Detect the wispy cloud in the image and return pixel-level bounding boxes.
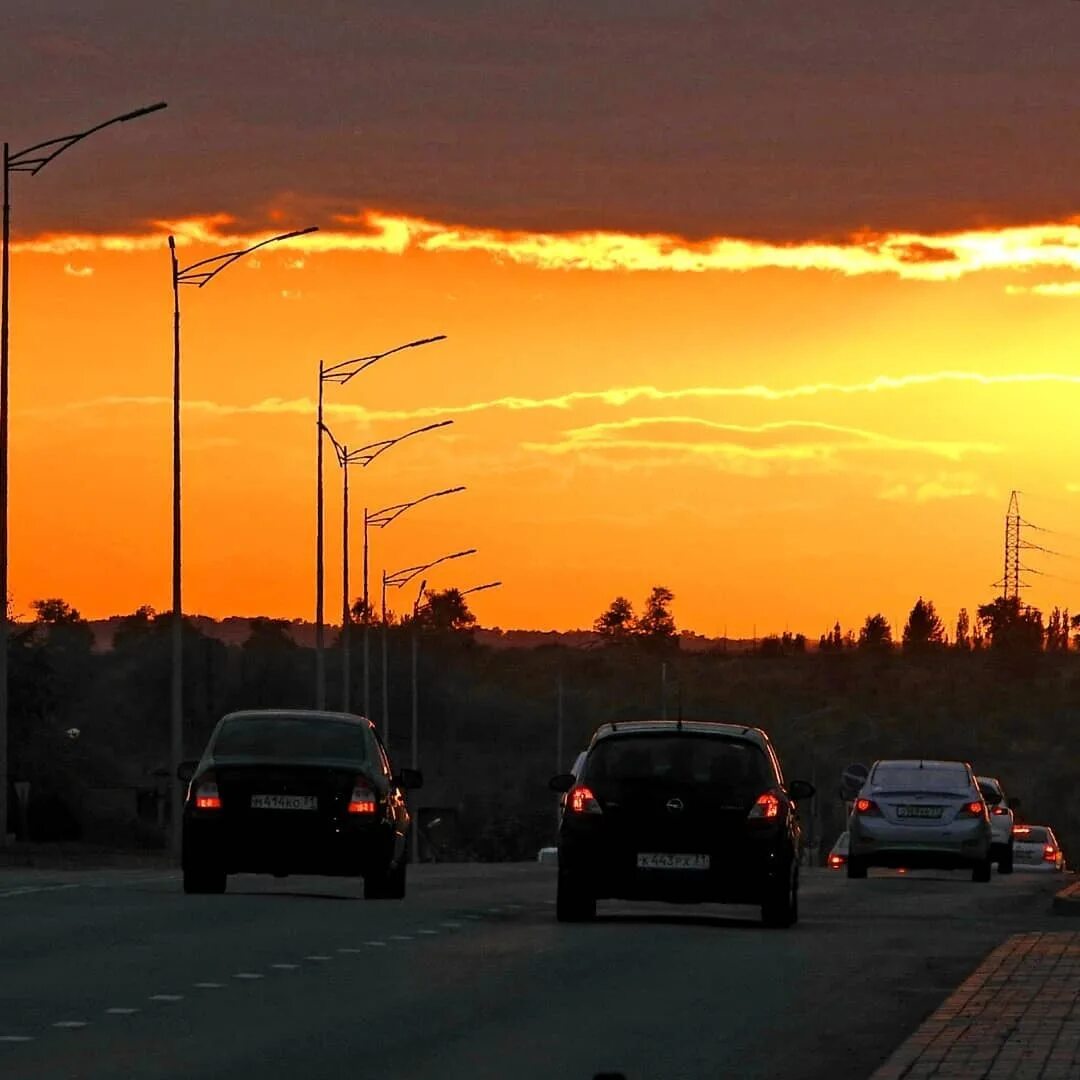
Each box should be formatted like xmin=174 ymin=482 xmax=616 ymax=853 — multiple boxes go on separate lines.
xmin=24 ymin=369 xmax=1080 ymax=426
xmin=13 ymin=210 xmax=1080 ymax=285
xmin=1006 ymin=281 xmax=1080 ymax=298
xmin=63 ymin=264 xmax=93 ymax=278
xmin=524 ymin=416 xmax=998 ymax=464
xmin=878 ymin=474 xmax=999 ymax=503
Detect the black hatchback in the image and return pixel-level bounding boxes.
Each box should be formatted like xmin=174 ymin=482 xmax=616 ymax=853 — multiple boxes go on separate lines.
xmin=179 ymin=709 xmax=421 ymax=898
xmin=550 ymin=720 xmax=814 ymax=926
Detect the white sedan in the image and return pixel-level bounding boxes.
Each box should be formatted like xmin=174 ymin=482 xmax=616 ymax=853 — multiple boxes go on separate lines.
xmin=1012 ymin=824 xmax=1067 ymax=872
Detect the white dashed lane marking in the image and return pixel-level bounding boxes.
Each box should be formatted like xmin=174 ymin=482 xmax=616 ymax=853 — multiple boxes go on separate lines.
xmin=233 ymin=973 xmax=263 ymax=980
xmin=441 ymin=921 xmax=463 ymax=928
xmin=105 ymin=1008 xmax=139 ymax=1016
xmin=0 ymin=1035 xmax=34 ymax=1043
xmin=194 ymin=982 xmax=223 ymax=989
xmin=149 ymin=994 xmax=184 ymax=1002
xmin=336 ymin=948 xmax=365 ymax=954
xmin=272 ymin=963 xmax=300 ymax=969
xmin=304 ymin=955 xmax=332 ymax=961
xmin=52 ymin=1021 xmax=88 ymax=1029
xmin=418 ymin=929 xmax=439 ymax=935
xmin=364 ymin=940 xmax=386 ymax=947
xmin=389 ymin=935 xmax=413 ymax=941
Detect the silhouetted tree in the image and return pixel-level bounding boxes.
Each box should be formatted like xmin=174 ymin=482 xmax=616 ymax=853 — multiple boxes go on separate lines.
xmin=954 ymin=608 xmax=971 ymax=651
xmin=594 ymin=596 xmax=635 ymax=638
xmin=902 ymin=597 xmax=945 ymax=653
xmin=1046 ymin=607 xmax=1070 ymax=653
xmin=977 ymin=596 xmax=1044 ymax=665
xmin=637 ymin=586 xmax=677 ymax=646
xmin=413 ymin=588 xmax=476 ymax=633
xmin=858 ymin=613 xmax=892 ymax=651
xmin=350 ymin=597 xmax=377 ymax=626
xmin=244 ymin=617 xmax=297 ymax=651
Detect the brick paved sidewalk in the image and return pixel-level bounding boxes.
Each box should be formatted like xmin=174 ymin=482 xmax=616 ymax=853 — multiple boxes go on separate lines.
xmin=870 ymin=931 xmax=1080 ymax=1079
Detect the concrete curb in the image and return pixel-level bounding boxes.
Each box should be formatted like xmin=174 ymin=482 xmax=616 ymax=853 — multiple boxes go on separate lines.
xmin=1052 ymin=877 xmax=1080 ymax=915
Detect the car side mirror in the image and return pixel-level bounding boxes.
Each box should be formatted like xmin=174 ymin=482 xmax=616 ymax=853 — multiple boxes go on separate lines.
xmin=549 ymin=773 xmax=576 ymax=793
xmin=396 ymin=768 xmax=423 ymax=791
xmin=177 ymin=760 xmax=198 ymax=783
xmin=789 ymin=779 xmax=816 ymax=801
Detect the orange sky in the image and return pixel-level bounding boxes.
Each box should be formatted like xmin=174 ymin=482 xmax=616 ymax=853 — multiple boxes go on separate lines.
xmin=9 ymin=212 xmax=1080 ymax=636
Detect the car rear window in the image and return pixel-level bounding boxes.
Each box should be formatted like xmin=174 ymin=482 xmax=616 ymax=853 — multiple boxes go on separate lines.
xmin=872 ymin=763 xmax=970 ymax=792
xmin=584 ymin=734 xmax=771 ymax=790
xmin=1015 ymin=826 xmax=1047 ymax=843
xmin=213 ymin=715 xmax=373 ymax=763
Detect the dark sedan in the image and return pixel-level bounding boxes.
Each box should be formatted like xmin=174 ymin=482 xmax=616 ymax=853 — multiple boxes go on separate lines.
xmin=179 ymin=709 xmax=421 ymax=898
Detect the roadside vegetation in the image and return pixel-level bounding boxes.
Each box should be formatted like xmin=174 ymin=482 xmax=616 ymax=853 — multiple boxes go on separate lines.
xmin=7 ymin=588 xmax=1080 ymax=865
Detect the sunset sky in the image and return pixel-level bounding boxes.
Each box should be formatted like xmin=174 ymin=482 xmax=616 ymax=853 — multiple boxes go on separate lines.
xmin=4 ymin=1 xmax=1080 ymax=637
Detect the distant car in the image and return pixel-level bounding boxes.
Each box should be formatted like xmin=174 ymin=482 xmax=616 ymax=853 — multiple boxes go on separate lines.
xmin=179 ymin=709 xmax=421 ymax=897
xmin=976 ymin=775 xmax=1015 ymax=873
xmin=550 ymin=720 xmax=815 ymax=927
xmin=1012 ymin=824 xmax=1067 ymax=872
xmin=827 ymin=831 xmax=849 ymax=870
xmin=847 ymin=759 xmax=992 ymax=882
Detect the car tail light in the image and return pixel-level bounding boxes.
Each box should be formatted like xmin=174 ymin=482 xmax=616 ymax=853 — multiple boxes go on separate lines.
xmin=828 ymin=853 xmax=844 ymax=869
xmin=957 ymin=801 xmax=985 ymax=818
xmin=748 ymin=791 xmax=782 ymax=821
xmin=191 ymin=772 xmax=221 ymax=811
xmin=566 ymin=785 xmax=602 ymax=816
xmin=347 ymin=777 xmax=378 ymax=815
xmin=853 ymin=798 xmax=881 ymax=817
xmin=991 ymin=806 xmax=1010 ymax=816
xmin=1044 ymin=845 xmax=1058 ymax=862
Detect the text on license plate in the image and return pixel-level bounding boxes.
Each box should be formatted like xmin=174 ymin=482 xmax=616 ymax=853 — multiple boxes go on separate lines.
xmin=637 ymin=853 xmax=710 ymax=870
xmin=896 ymin=805 xmax=943 ymax=819
xmin=250 ymin=794 xmax=317 ymax=811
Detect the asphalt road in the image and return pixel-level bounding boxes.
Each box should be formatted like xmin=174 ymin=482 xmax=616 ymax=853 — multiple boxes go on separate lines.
xmin=0 ymin=862 xmax=1066 ymax=1080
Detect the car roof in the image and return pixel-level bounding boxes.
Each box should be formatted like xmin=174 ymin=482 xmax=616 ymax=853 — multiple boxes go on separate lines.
xmin=588 ymin=720 xmax=771 ymax=749
xmin=975 ymin=775 xmax=1003 ymax=787
xmin=872 ymin=759 xmax=969 ymax=772
xmin=220 ymin=708 xmax=374 ymax=729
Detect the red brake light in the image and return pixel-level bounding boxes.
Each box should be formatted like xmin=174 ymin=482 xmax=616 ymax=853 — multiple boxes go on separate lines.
xmin=347 ymin=777 xmax=378 ymax=815
xmin=992 ymin=806 xmax=1010 ymax=816
xmin=567 ymin=785 xmax=602 ymax=816
xmin=190 ymin=771 xmax=221 ymax=811
xmin=828 ymin=854 xmax=844 ymax=868
xmin=958 ymin=801 xmax=985 ymax=818
xmin=748 ymin=792 xmax=781 ymax=820
xmin=1044 ymin=845 xmax=1058 ymax=861
xmin=1013 ymin=825 xmax=1031 ymax=836
xmin=853 ymin=798 xmax=881 ymax=817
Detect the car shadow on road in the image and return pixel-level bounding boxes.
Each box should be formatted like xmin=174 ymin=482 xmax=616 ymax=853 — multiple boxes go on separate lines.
xmin=592 ymin=910 xmax=764 ymax=931
xmin=225 ymin=888 xmax=359 ymax=902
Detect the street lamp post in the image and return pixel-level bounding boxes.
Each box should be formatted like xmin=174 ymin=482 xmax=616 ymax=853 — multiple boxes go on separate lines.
xmin=0 ymin=101 xmax=167 ymax=845
xmin=314 ymin=336 xmax=446 ymax=711
xmin=322 ymin=418 xmax=460 ymax=714
xmin=409 ymin=579 xmax=501 ymax=860
xmin=169 ymin=224 xmax=316 ymax=855
xmin=381 ymin=549 xmax=476 ymax=749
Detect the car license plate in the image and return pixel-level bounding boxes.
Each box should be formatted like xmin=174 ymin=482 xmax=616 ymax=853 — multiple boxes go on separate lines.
xmin=250 ymin=794 xmax=317 ymax=811
xmin=637 ymin=853 xmax=709 ymax=870
xmin=896 ymin=805 xmax=943 ymax=819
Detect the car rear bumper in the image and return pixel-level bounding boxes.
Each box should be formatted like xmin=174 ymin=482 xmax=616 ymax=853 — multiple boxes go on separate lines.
xmin=849 ymin=818 xmax=990 ymax=867
xmin=183 ymin=814 xmax=397 ymax=876
xmin=558 ymin=835 xmax=791 ymax=904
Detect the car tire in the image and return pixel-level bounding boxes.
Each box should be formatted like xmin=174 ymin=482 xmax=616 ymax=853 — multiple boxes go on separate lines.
xmin=972 ymin=857 xmax=993 ymax=883
xmin=556 ymin=870 xmax=596 ymax=922
xmin=364 ymin=859 xmax=406 ymax=900
xmin=847 ymin=857 xmax=868 ymax=880
xmin=183 ymin=863 xmax=226 ymax=895
xmin=998 ymin=845 xmax=1014 ymax=875
xmin=762 ymin=864 xmax=798 ymax=928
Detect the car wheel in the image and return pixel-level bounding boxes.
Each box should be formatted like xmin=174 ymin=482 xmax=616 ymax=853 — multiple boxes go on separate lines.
xmin=556 ymin=869 xmax=596 ymax=922
xmin=183 ymin=863 xmax=226 ymax=895
xmin=846 ymin=856 xmax=868 ymax=880
xmin=972 ymin=856 xmax=993 ymax=883
xmin=998 ymin=844 xmax=1014 ymax=875
xmin=762 ymin=864 xmax=798 ymax=928
xmin=364 ymin=859 xmax=406 ymax=900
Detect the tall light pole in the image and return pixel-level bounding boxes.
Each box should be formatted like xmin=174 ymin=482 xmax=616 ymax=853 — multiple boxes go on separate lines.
xmin=322 ymin=418 xmax=459 ymax=713
xmin=409 ymin=579 xmax=501 ymax=860
xmin=169 ymin=224 xmax=316 ymax=854
xmin=314 ymin=336 xmax=446 ymax=711
xmin=0 ymin=101 xmax=167 ymax=845
xmin=381 ymin=549 xmax=476 ymax=746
